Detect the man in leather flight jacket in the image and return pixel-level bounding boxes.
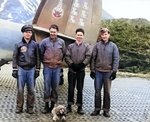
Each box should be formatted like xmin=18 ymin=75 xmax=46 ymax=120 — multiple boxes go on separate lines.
xmin=65 ymin=28 xmax=91 ymax=114
xmin=40 ymin=24 xmax=66 ymax=114
xmin=90 ymin=28 xmax=119 ymax=117
xmin=12 ymin=25 xmax=40 ymax=114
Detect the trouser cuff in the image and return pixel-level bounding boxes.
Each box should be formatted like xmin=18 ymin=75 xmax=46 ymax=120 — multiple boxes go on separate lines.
xmin=76 ymin=103 xmax=82 ymax=107
xmin=67 ymin=101 xmax=74 ymax=105
xmin=44 ymin=98 xmax=50 ymax=102
xmin=50 ymin=97 xmax=57 ymax=102
xmin=95 ymin=108 xmax=101 ymax=111
xmin=103 ymin=108 xmax=110 ymax=112
xmin=16 ymin=106 xmax=23 ymax=110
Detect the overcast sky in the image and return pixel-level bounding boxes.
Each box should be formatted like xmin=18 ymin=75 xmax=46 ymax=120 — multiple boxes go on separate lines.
xmin=102 ymin=0 xmax=150 ymax=21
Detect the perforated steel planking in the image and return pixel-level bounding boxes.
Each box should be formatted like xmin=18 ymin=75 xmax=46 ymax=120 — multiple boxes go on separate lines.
xmin=0 ymin=62 xmax=150 ymax=122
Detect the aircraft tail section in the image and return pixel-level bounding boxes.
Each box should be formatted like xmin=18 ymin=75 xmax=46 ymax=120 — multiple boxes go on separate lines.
xmin=32 ymin=0 xmax=102 ymax=44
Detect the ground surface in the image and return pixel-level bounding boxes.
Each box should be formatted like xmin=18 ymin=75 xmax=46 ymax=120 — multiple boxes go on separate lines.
xmin=0 ymin=63 xmax=150 ymax=122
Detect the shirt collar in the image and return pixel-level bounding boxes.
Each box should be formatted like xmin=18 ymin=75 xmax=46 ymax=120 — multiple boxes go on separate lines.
xmin=101 ymin=39 xmax=110 ymax=44
xmin=49 ymin=37 xmax=58 ymax=42
xmin=75 ymin=41 xmax=83 ymax=46
xmin=22 ymin=37 xmax=32 ymax=43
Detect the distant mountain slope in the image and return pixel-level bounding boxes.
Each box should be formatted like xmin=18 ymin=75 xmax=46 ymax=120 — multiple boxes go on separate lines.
xmin=0 ymin=0 xmax=113 ymax=24
xmin=0 ymin=0 xmax=41 ymax=24
xmin=102 ymin=9 xmax=114 ymax=20
xmin=123 ymin=18 xmax=150 ymax=26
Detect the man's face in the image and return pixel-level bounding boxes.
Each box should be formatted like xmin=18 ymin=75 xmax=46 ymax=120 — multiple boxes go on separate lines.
xmin=23 ymin=31 xmax=32 ymax=39
xmin=101 ymin=32 xmax=110 ymax=42
xmin=76 ymin=32 xmax=84 ymax=42
xmin=49 ymin=28 xmax=58 ymax=39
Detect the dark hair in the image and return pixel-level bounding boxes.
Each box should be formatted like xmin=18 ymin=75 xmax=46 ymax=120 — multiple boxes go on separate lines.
xmin=49 ymin=24 xmax=59 ymax=31
xmin=75 ymin=28 xmax=84 ymax=34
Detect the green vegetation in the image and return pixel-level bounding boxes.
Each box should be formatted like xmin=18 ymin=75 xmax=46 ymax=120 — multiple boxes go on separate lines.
xmin=100 ymin=18 xmax=150 ymax=73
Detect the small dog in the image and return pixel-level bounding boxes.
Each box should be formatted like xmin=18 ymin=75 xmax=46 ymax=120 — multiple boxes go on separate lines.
xmin=52 ymin=104 xmax=66 ymax=122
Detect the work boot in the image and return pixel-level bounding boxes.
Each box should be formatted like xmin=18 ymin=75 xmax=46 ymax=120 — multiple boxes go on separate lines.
xmin=15 ymin=108 xmax=22 ymax=113
xmin=103 ymin=111 xmax=110 ymax=117
xmin=42 ymin=102 xmax=49 ymax=114
xmin=90 ymin=110 xmax=100 ymax=116
xmin=49 ymin=101 xmax=55 ymax=113
xmin=66 ymin=105 xmax=72 ymax=113
xmin=77 ymin=106 xmax=84 ymax=114
xmin=27 ymin=108 xmax=34 ymax=114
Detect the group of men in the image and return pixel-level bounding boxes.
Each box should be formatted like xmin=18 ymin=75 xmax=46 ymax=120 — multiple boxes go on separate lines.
xmin=12 ymin=24 xmax=119 ymax=117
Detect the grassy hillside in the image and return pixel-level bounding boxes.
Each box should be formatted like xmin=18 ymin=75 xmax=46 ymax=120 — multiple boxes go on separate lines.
xmin=100 ymin=18 xmax=150 ymax=73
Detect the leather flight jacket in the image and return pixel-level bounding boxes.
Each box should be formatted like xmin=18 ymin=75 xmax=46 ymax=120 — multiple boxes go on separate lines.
xmin=13 ymin=38 xmax=40 ymax=70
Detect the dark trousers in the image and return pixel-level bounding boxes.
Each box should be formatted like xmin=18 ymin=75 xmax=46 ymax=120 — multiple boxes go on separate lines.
xmin=67 ymin=71 xmax=85 ymax=106
xmin=94 ymin=70 xmax=111 ymax=112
